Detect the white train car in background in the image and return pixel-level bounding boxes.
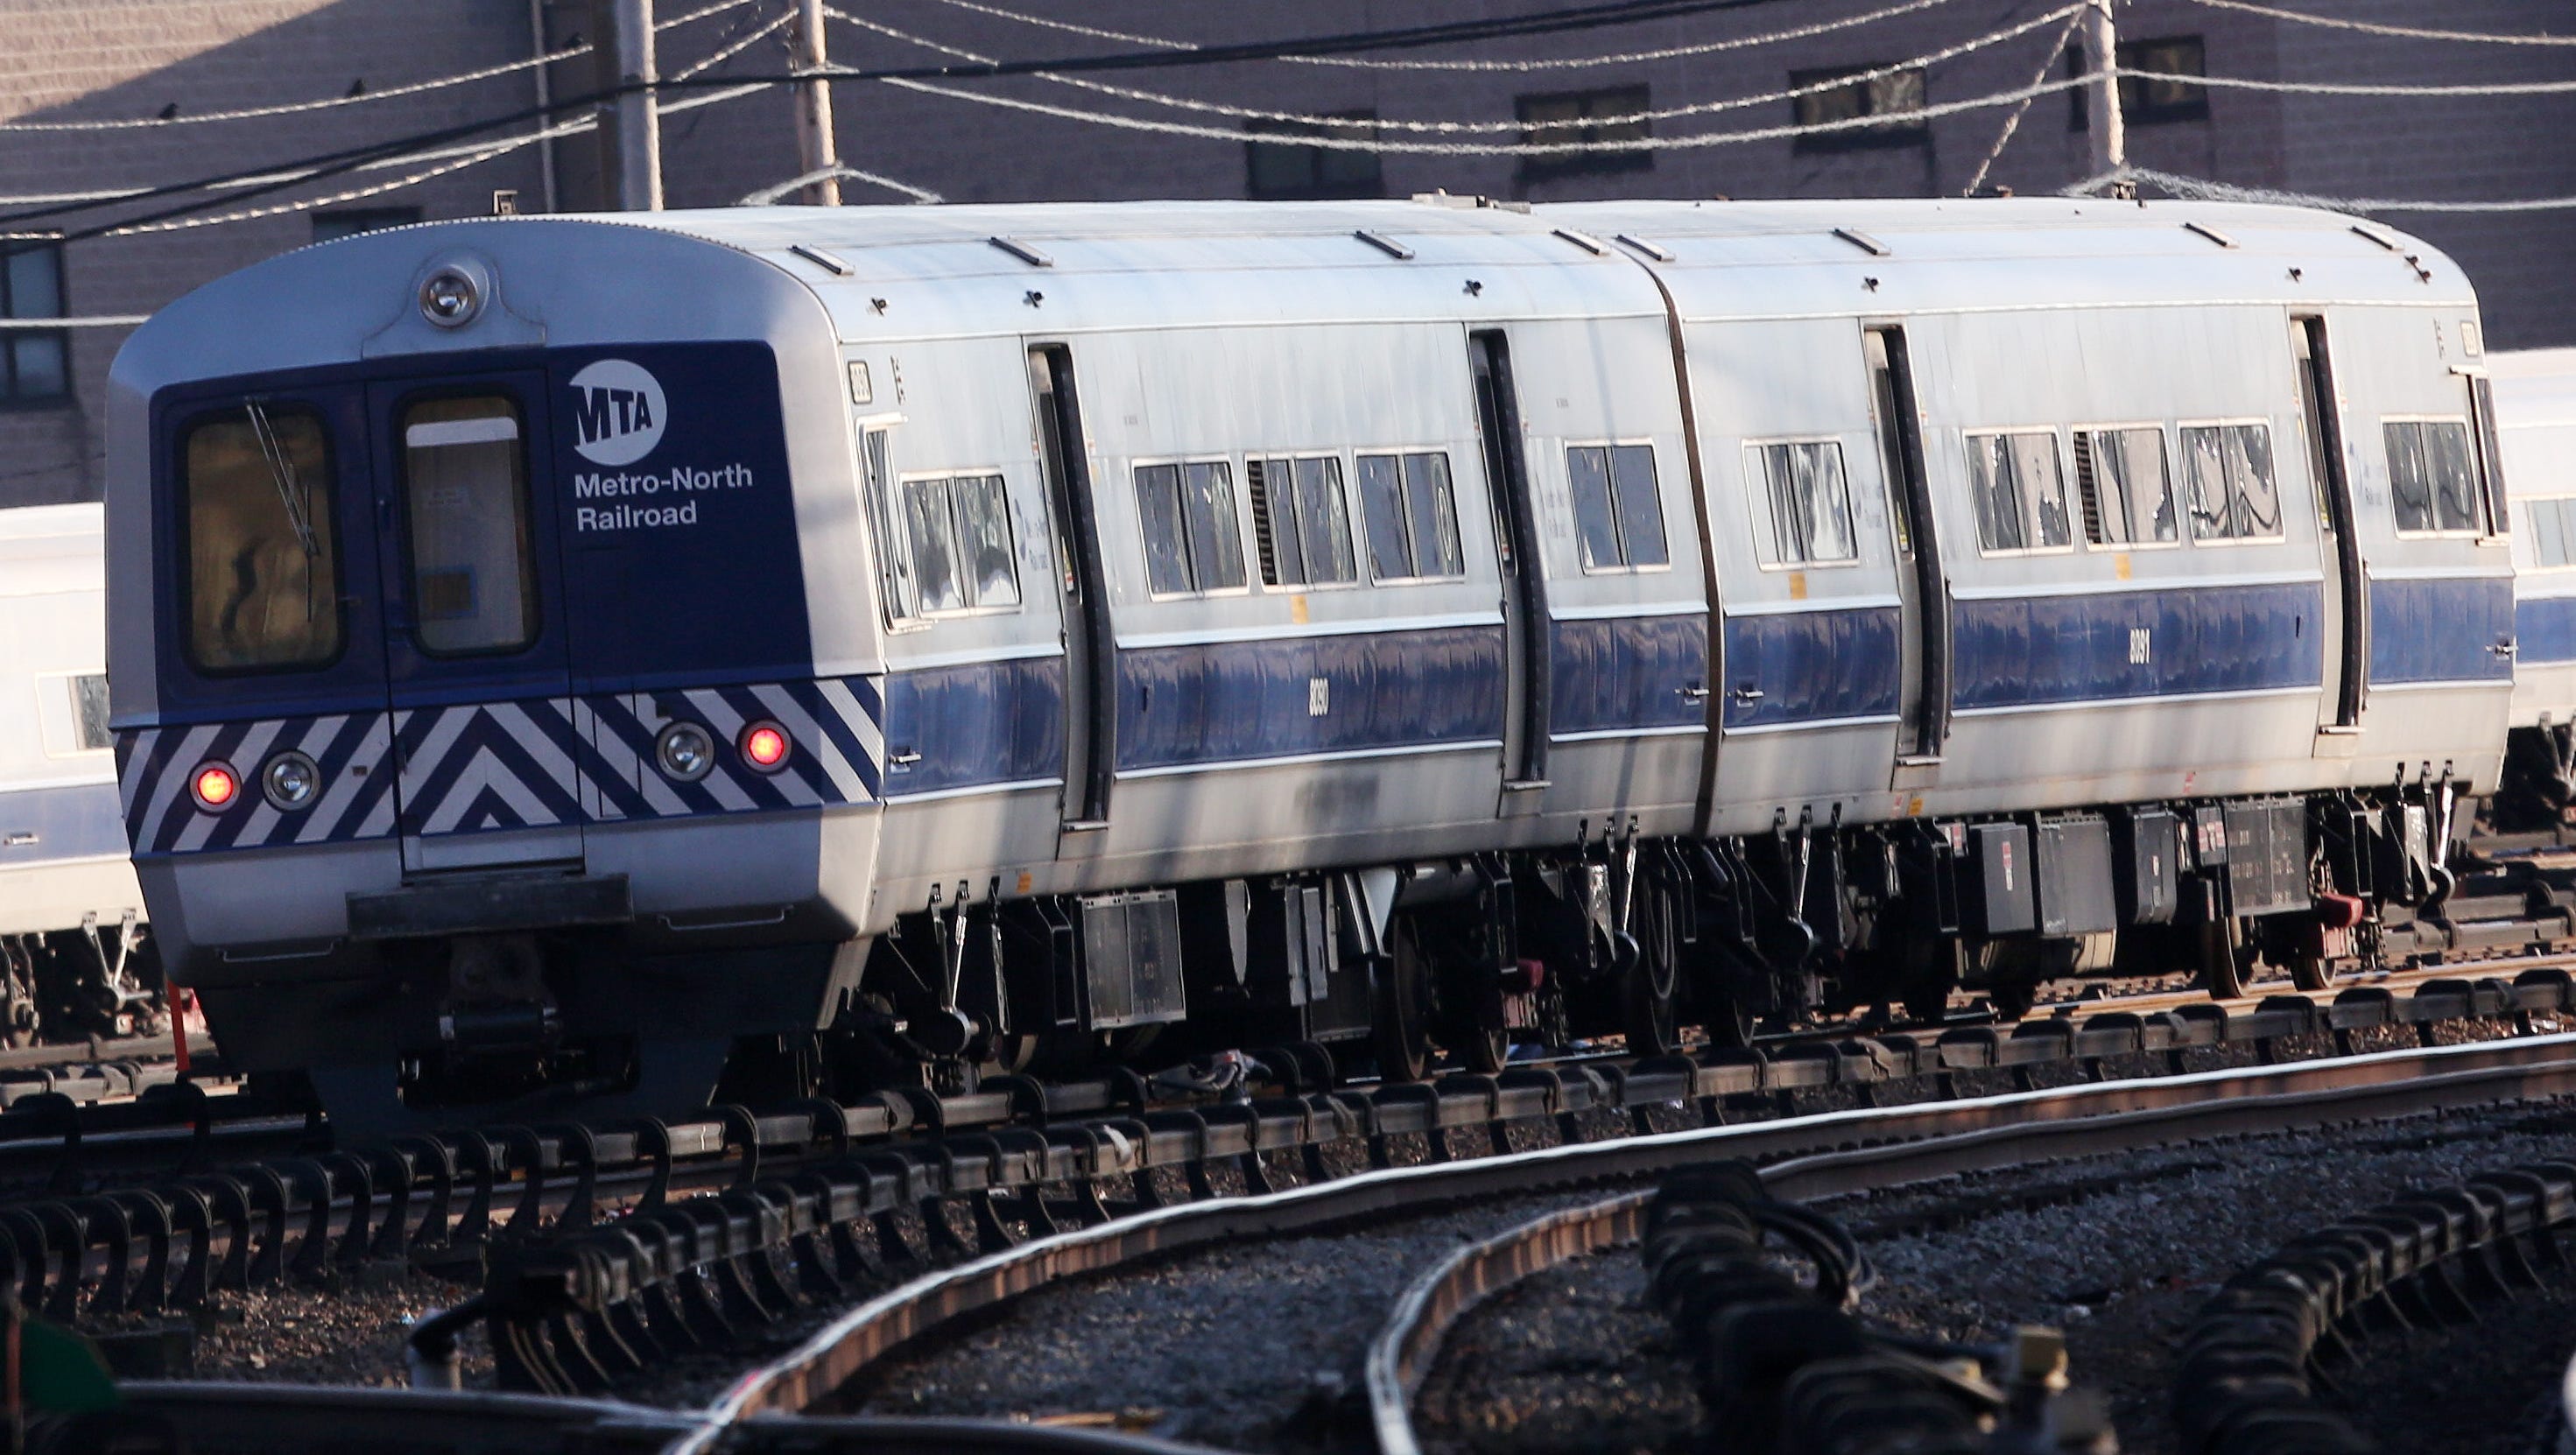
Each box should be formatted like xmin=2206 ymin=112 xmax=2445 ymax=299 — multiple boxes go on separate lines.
xmin=0 ymin=504 xmax=158 ymax=1041
xmin=2499 ymin=348 xmax=2576 ymax=719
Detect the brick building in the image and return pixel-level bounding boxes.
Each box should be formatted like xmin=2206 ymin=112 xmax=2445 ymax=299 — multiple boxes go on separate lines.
xmin=3 ymin=0 xmax=2571 ymax=507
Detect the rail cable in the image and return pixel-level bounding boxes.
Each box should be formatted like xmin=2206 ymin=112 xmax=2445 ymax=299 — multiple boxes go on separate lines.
xmin=2183 ymin=0 xmax=2576 ymax=48
xmin=914 ymin=0 xmax=1973 ymax=72
xmin=1960 ymin=4 xmax=2089 ymax=198
xmin=669 ymin=3 xmax=798 ymax=83
xmin=828 ymin=2 xmax=2087 ymax=136
xmin=2072 ymin=164 xmax=2576 ymax=216
xmin=0 ymin=0 xmax=750 ymax=135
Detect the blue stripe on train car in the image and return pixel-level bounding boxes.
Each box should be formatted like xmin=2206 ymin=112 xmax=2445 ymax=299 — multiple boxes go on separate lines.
xmin=2370 ymin=575 xmax=2516 ymax=684
xmin=2517 ymin=595 xmax=2576 ymax=666
xmin=1551 ymin=614 xmax=1709 ymax=735
xmin=1117 ymin=625 xmax=1506 ymax=772
xmin=881 ymin=657 xmax=1066 ymax=797
xmin=1720 ymin=606 xmax=1902 ymax=728
xmin=1953 ymin=580 xmax=2322 ymax=711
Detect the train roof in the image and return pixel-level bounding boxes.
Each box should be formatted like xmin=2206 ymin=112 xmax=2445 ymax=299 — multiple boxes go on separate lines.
xmin=0 ymin=503 xmax=102 ymax=597
xmin=597 ymin=196 xmax=2475 ymax=341
xmin=2491 ymin=348 xmax=2576 ymax=429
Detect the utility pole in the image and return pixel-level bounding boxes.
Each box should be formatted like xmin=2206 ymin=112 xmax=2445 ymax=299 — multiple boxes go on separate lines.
xmin=608 ymin=0 xmax=663 ymax=210
xmin=2080 ymin=0 xmax=2126 ymax=191
xmin=792 ymin=0 xmax=841 ymax=205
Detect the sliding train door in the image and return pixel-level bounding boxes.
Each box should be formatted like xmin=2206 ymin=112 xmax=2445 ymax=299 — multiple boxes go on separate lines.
xmin=1868 ymin=325 xmax=1950 ymax=788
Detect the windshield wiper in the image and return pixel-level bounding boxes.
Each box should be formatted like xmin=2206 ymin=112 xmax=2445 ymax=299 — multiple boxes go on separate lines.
xmin=243 ymin=398 xmax=322 ymax=622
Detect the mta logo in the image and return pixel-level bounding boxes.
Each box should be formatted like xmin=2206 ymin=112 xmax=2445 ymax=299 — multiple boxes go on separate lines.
xmin=566 ymin=359 xmax=667 ymax=467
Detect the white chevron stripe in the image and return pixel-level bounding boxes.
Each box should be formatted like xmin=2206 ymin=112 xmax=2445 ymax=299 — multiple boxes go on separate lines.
xmin=419 ymin=746 xmax=563 ymax=834
xmin=116 ymin=729 xmax=156 ymax=819
xmin=819 ymin=678 xmax=886 ymax=765
xmin=298 ymin=717 xmax=391 ymax=844
xmin=136 ymin=723 xmax=222 ymax=853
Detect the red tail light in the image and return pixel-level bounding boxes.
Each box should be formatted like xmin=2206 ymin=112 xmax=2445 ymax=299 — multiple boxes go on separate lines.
xmin=190 ymin=763 xmax=240 ymax=812
xmin=740 ymin=722 xmax=790 ymax=771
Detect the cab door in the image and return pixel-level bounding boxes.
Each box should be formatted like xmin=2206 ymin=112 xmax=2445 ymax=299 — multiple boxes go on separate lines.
xmin=364 ymin=371 xmax=582 ymax=873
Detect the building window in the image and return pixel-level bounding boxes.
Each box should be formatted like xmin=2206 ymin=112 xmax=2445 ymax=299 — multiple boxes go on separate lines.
xmin=1516 ymin=85 xmax=1651 ymax=182
xmin=312 ymin=207 xmax=422 ymax=243
xmin=2072 ymin=36 xmax=2209 ymax=128
xmin=1245 ymin=114 xmax=1383 ymax=200
xmin=1 ymin=238 xmax=67 ymax=405
xmin=1789 ymin=65 xmax=1927 ymax=151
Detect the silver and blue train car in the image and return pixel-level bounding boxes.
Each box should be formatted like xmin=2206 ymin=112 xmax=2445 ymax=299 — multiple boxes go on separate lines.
xmin=107 ymin=199 xmax=2513 ymax=1125
xmin=2492 ymin=347 xmax=2576 ymax=826
xmin=2 ymin=504 xmax=158 ymax=1043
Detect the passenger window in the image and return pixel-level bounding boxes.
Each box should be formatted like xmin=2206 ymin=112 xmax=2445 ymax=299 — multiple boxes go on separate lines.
xmin=1566 ymin=445 xmax=1670 ymax=572
xmin=2532 ymin=497 xmax=2572 ymax=567
xmin=1747 ymin=440 xmax=1857 ymax=566
xmin=903 ymin=478 xmax=966 ymax=614
xmin=865 ymin=448 xmax=1022 ymax=623
xmin=1249 ymin=457 xmax=1358 ymax=587
xmin=70 ymin=673 xmax=109 ymax=751
xmin=1134 ymin=460 xmax=1247 ymax=595
xmin=1965 ymin=430 xmax=2066 ymax=552
xmin=949 ymin=474 xmax=1021 ymax=608
xmin=402 ymin=397 xmax=537 ymax=656
xmin=2073 ymin=427 xmax=2178 ymax=546
xmin=1357 ymin=451 xmax=1467 ymax=582
xmin=2180 ymin=423 xmax=2283 ymax=541
xmin=182 ymin=404 xmax=341 ymax=671
xmin=2384 ymin=419 xmax=2480 ymax=534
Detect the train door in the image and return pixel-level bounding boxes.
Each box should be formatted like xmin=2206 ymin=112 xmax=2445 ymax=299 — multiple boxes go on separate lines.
xmin=1866 ymin=326 xmax=1950 ymax=782
xmin=362 ymin=371 xmax=582 ymax=873
xmin=1029 ymin=344 xmax=1118 ymax=845
xmin=1468 ymin=329 xmax=1552 ymax=812
xmin=2294 ymin=315 xmax=2367 ymax=737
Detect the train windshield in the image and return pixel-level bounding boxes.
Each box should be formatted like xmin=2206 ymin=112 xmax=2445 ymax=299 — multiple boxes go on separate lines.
xmin=181 ymin=404 xmax=341 ymax=671
xmin=401 ymin=396 xmax=538 ymax=655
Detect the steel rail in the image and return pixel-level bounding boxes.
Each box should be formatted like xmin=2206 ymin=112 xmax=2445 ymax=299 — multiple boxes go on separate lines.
xmin=109 ymin=1382 xmax=1226 ymax=1455
xmin=693 ymin=1032 xmax=2576 ymax=1452
xmin=1364 ymin=1038 xmax=2576 ymax=1455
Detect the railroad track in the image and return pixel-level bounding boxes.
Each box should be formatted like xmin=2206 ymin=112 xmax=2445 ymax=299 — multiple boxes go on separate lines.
xmin=0 ymin=963 xmax=2552 ymax=1386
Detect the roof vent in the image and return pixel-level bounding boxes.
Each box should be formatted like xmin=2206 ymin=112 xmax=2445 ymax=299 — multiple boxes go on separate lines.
xmin=1552 ymin=228 xmax=1609 ymax=257
xmin=1354 ymin=229 xmax=1416 ymax=260
xmin=790 ymin=244 xmax=854 ymax=277
xmin=2350 ymin=223 xmax=2400 ymax=251
xmin=2183 ymin=221 xmax=2239 ymax=250
xmin=1614 ymin=233 xmax=1675 ymax=263
xmin=1833 ymin=227 xmax=1891 ymax=257
xmin=987 ymin=235 xmax=1053 ymax=268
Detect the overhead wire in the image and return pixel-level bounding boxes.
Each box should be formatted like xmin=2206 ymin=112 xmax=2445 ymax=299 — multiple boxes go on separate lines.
xmin=2179 ymin=0 xmax=2576 ymax=47
xmin=1960 ymin=4 xmax=2088 ymax=197
xmin=912 ymin=0 xmax=1976 ymax=72
xmin=2075 ymin=165 xmax=2576 ymax=214
xmin=0 ymin=0 xmax=750 ymax=134
xmin=825 ymin=3 xmax=2087 ymax=135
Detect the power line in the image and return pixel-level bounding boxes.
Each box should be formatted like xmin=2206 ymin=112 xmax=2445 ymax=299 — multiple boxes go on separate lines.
xmin=0 ymin=0 xmax=755 ymax=135
xmin=875 ymin=67 xmax=2094 ymax=155
xmin=2086 ymin=165 xmax=2576 ymax=215
xmin=913 ymin=0 xmax=1974 ymax=72
xmin=1961 ymin=4 xmax=2088 ymax=198
xmin=2181 ymin=0 xmax=2576 ymax=47
xmin=827 ymin=3 xmax=2087 ymax=136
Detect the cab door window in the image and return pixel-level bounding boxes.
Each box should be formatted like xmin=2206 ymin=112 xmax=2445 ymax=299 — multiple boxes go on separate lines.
xmin=401 ymin=396 xmax=537 ymax=655
xmin=181 ymin=403 xmax=342 ymax=671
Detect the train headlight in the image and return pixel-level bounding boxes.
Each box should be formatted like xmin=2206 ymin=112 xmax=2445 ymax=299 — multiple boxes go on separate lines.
xmin=740 ymin=721 xmax=791 ymax=773
xmin=261 ymin=750 xmax=321 ymax=812
xmin=419 ymin=263 xmax=483 ymax=327
xmin=655 ymin=721 xmax=715 ymax=783
xmin=189 ymin=762 xmax=240 ymax=812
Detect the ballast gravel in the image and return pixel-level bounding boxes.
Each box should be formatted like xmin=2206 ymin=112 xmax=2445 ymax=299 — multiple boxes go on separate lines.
xmin=1409 ymin=1078 xmax=2576 ymax=1453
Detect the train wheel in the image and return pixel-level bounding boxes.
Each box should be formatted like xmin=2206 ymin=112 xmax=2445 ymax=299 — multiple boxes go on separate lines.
xmin=2290 ymin=947 xmax=2333 ymax=994
xmin=2195 ymin=918 xmax=2249 ymax=1000
xmin=1372 ymin=921 xmax=1432 ymax=1083
xmin=1703 ymin=989 xmax=1756 ymax=1050
xmin=1622 ymin=890 xmax=1681 ymax=1056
